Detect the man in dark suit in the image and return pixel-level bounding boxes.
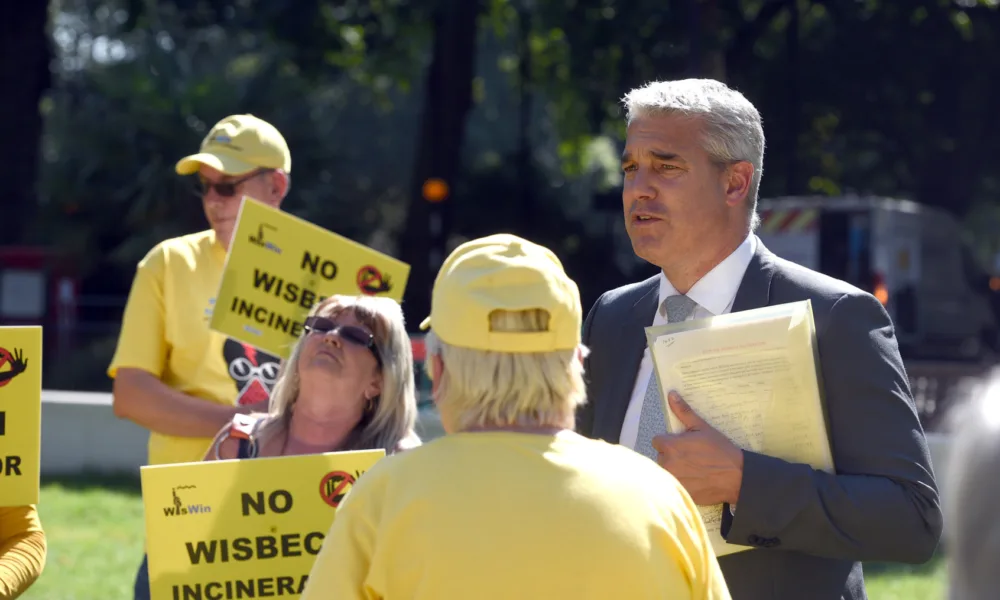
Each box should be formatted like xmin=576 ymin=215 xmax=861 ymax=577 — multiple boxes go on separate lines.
xmin=578 ymin=78 xmax=942 ymax=600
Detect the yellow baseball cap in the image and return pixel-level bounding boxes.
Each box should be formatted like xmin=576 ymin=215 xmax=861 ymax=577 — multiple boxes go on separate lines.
xmin=175 ymin=114 xmax=291 ymax=176
xmin=420 ymin=234 xmax=582 ymax=353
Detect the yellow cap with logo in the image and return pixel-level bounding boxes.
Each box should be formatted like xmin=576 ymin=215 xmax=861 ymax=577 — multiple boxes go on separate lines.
xmin=175 ymin=114 xmax=291 ymax=176
xmin=419 ymin=234 xmax=582 ymax=353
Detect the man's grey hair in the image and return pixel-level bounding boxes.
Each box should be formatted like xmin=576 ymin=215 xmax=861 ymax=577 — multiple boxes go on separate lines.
xmin=943 ymin=373 xmax=1000 ymax=599
xmin=622 ymin=79 xmax=765 ymax=230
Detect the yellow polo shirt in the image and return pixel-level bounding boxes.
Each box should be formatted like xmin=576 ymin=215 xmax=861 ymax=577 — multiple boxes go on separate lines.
xmin=301 ymin=430 xmax=730 ymax=600
xmin=108 ymin=230 xmax=281 ymax=466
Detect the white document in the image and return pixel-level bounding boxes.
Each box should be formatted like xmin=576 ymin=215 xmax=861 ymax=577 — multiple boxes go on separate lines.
xmin=645 ymin=300 xmax=835 ymax=557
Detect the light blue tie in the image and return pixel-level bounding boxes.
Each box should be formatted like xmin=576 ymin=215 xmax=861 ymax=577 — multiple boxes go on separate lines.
xmin=634 ymin=295 xmax=698 ymax=460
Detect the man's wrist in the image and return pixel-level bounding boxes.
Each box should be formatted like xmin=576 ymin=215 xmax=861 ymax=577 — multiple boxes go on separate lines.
xmin=728 ymin=449 xmax=745 ymax=505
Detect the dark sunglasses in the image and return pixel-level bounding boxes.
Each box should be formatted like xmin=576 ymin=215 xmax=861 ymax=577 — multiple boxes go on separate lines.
xmin=303 ymin=316 xmax=381 ymax=367
xmin=197 ymin=169 xmax=272 ymax=197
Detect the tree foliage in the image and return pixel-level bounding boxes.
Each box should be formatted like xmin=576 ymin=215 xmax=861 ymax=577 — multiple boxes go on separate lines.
xmin=15 ymin=0 xmax=1000 ymax=389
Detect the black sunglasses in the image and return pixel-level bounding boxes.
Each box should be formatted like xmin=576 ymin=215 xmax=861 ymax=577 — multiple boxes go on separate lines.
xmin=197 ymin=169 xmax=273 ymax=198
xmin=303 ymin=316 xmax=381 ymax=367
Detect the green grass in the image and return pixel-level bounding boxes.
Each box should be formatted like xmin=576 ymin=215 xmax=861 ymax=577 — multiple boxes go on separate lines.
xmin=865 ymin=553 xmax=947 ymax=600
xmin=19 ymin=476 xmax=948 ymax=599
xmin=22 ymin=474 xmax=145 ymax=600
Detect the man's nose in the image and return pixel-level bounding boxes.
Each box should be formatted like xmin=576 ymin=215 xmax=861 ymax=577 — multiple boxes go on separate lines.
xmin=626 ymin=167 xmax=657 ymax=202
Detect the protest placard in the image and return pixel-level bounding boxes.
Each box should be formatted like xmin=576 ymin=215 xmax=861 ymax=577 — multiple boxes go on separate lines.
xmin=211 ymin=196 xmax=411 ymax=358
xmin=0 ymin=326 xmax=42 ymax=506
xmin=141 ymin=448 xmax=385 ymax=600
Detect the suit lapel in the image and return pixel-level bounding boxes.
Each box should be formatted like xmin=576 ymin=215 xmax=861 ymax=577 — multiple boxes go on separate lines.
xmin=731 ymin=236 xmax=777 ymax=313
xmin=595 ymin=238 xmax=775 ymax=442
xmin=595 ymin=276 xmax=659 ymax=443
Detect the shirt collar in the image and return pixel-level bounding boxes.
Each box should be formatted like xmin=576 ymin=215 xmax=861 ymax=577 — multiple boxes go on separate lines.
xmin=658 ymin=234 xmax=756 ymax=316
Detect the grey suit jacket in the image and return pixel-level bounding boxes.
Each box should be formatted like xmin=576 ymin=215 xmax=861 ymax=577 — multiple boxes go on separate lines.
xmin=578 ymin=239 xmax=942 ymax=600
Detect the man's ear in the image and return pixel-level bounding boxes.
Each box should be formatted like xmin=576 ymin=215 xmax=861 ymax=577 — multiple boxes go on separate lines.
xmin=430 ymin=354 xmax=458 ymax=434
xmin=724 ymin=161 xmax=754 ymax=208
xmin=431 ymin=354 xmax=444 ymax=400
xmin=271 ymin=170 xmax=290 ymax=204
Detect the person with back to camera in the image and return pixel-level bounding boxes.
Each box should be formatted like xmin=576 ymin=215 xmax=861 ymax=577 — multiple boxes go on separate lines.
xmin=299 ymin=233 xmax=732 ymax=600
xmin=204 ymin=294 xmax=421 ymax=461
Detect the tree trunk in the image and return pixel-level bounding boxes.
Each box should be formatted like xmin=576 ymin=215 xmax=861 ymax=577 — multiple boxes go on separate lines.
xmin=917 ymin=49 xmax=965 ymax=214
xmin=724 ymin=0 xmax=792 ymax=76
xmin=784 ymin=0 xmax=800 ymax=193
xmin=517 ymin=1 xmax=533 ymax=237
xmin=399 ymin=0 xmax=482 ymax=329
xmin=688 ymin=0 xmax=703 ymax=76
xmin=702 ymin=0 xmax=727 ymax=81
xmin=0 ymin=1 xmax=52 ymax=243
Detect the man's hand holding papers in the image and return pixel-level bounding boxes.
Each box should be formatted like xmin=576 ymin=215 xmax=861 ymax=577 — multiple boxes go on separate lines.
xmin=652 ymin=391 xmax=744 ymax=506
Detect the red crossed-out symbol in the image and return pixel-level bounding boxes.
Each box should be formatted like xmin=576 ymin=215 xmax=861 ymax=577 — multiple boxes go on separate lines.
xmin=356 ymin=265 xmax=392 ymax=296
xmin=319 ymin=471 xmax=357 ymax=508
xmin=0 ymin=349 xmax=10 ymax=387
xmin=0 ymin=347 xmax=28 ymax=389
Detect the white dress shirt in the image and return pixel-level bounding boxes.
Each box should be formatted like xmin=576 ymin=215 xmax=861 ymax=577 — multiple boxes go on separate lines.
xmin=619 ymin=234 xmax=757 ymax=450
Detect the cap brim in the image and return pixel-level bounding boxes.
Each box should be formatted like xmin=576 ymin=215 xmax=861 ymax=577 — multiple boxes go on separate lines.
xmin=175 ymin=152 xmax=258 ymax=176
xmin=419 ymin=317 xmax=431 ymax=331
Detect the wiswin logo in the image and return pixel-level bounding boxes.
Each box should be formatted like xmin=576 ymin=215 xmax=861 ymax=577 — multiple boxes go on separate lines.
xmin=163 ymin=485 xmax=213 ymax=517
xmin=248 ymin=223 xmax=282 ymax=255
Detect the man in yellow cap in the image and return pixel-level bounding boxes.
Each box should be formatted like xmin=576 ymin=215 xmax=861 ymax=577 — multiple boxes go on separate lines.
xmin=106 ymin=114 xmax=292 ymax=600
xmin=300 ymin=233 xmax=731 ymax=600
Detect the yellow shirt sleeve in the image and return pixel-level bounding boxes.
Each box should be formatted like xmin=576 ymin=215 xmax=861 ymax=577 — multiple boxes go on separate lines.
xmin=0 ymin=505 xmax=47 ymax=599
xmin=672 ymin=488 xmax=732 ymax=600
xmin=108 ymin=245 xmax=169 ymax=379
xmin=301 ymin=484 xmax=380 ymax=600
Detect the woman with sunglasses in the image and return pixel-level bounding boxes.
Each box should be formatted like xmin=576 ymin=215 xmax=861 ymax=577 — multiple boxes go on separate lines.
xmin=204 ymin=294 xmax=421 ymax=461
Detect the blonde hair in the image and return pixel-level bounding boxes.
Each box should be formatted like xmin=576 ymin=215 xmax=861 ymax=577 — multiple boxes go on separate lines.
xmin=424 ymin=309 xmax=588 ymax=431
xmin=254 ymin=295 xmax=419 ymax=454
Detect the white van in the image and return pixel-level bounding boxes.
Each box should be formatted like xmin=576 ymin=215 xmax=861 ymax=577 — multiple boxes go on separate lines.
xmin=756 ymin=195 xmax=997 ymax=361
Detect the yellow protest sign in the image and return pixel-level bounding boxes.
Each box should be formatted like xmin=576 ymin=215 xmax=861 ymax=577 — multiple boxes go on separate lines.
xmin=0 ymin=326 xmax=42 ymax=507
xmin=211 ymin=196 xmax=411 ymax=358
xmin=141 ymin=449 xmax=385 ymax=600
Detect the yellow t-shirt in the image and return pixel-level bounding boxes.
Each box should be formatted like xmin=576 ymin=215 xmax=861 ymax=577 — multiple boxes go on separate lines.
xmin=301 ymin=430 xmax=731 ymax=600
xmin=108 ymin=230 xmax=281 ymax=466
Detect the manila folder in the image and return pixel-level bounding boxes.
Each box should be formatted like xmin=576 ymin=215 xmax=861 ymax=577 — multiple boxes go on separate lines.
xmin=644 ymin=300 xmax=835 ymax=557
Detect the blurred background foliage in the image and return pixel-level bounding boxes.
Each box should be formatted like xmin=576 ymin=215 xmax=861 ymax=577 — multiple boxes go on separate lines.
xmin=4 ymin=0 xmax=1000 ymax=389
